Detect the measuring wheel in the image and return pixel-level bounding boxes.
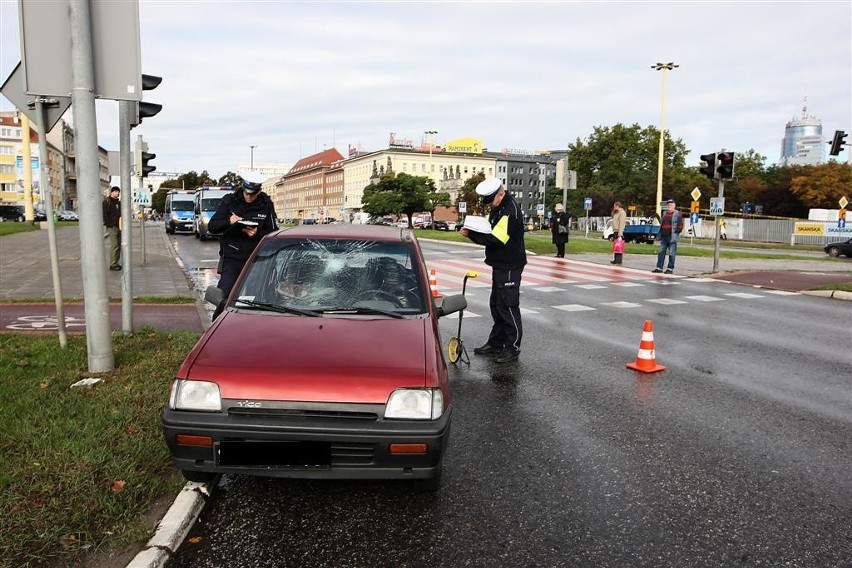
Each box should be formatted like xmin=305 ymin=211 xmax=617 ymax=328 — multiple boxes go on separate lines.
xmin=447 ymin=271 xmax=477 ymax=366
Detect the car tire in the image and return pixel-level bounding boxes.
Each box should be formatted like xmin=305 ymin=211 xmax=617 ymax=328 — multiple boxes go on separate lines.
xmin=181 ymin=469 xmax=217 ymax=483
xmin=827 ymin=246 xmax=841 ymax=258
xmin=17 ymin=215 xmax=24 ymax=223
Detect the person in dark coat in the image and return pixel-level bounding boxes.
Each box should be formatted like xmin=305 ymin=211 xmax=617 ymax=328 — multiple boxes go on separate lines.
xmin=102 ymin=186 xmax=122 ymax=270
xmin=549 ymin=203 xmax=569 ymax=258
xmin=460 ymin=177 xmax=527 ymax=364
xmin=208 ymin=172 xmax=278 ymax=318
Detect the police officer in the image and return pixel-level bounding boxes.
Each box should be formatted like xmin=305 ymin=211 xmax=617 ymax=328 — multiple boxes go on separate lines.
xmin=208 ymin=171 xmax=278 ymax=319
xmin=460 ymin=177 xmax=527 ymax=363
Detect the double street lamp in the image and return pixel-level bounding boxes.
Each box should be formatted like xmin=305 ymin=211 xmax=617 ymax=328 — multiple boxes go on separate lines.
xmin=652 ymin=62 xmax=678 ymax=219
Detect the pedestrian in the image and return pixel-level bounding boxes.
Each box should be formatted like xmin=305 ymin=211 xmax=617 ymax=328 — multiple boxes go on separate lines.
xmin=610 ymin=201 xmax=627 ymax=264
xmin=719 ymin=218 xmax=728 ymax=240
xmin=459 ymin=177 xmax=527 ymax=364
xmin=653 ymin=198 xmax=684 ymax=274
xmin=208 ymin=172 xmax=278 ymax=319
xmin=102 ymin=185 xmax=121 ymax=271
xmin=549 ymin=203 xmax=569 ymax=258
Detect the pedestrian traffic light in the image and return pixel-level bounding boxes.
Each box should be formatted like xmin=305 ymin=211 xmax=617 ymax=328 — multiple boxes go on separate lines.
xmin=699 ymin=153 xmax=717 ymax=179
xmin=132 ymin=74 xmax=163 ymax=127
xmin=716 ymin=151 xmax=735 ymax=180
xmin=829 ymin=130 xmax=847 ymax=156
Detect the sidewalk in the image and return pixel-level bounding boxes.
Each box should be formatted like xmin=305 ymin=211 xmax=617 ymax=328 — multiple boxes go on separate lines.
xmin=0 ymin=221 xmax=206 ymax=331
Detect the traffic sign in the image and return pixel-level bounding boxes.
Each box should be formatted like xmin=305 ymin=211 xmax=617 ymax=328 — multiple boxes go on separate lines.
xmin=690 ymin=212 xmax=700 ymax=224
xmin=690 ymin=201 xmax=700 ymax=213
xmin=537 ymin=203 xmax=545 ymax=217
xmin=690 ymin=187 xmax=701 ymax=201
xmin=710 ymin=197 xmax=725 ymax=216
xmin=840 ymin=196 xmax=848 ymax=209
xmin=583 ymin=198 xmax=592 ymax=211
xmin=0 ymin=62 xmax=70 ymax=131
xmin=458 ymin=201 xmax=467 ymax=213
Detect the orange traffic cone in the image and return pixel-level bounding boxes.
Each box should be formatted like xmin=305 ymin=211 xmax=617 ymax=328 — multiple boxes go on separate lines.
xmin=626 ymin=320 xmax=666 ymax=373
xmin=429 ymin=269 xmax=440 ymax=298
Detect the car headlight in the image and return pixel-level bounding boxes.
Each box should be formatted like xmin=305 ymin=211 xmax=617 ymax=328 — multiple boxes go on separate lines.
xmin=384 ymin=389 xmax=444 ymax=420
xmin=169 ymin=379 xmax=221 ymax=412
xmin=171 ymin=212 xmax=179 ymax=220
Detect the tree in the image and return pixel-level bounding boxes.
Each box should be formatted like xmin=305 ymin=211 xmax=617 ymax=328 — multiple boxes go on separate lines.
xmin=362 ymin=172 xmax=450 ymax=226
xmin=218 ymin=171 xmax=243 ymax=189
xmin=566 ymin=123 xmax=690 ymax=217
xmin=457 ymin=172 xmax=486 ymax=216
xmin=789 ymin=162 xmax=852 ymax=208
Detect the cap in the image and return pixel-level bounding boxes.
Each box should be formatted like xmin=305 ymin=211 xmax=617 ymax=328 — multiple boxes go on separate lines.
xmin=242 ymin=171 xmax=265 ymax=194
xmin=666 ymin=198 xmax=676 ymax=204
xmin=475 ymin=177 xmax=502 ymax=203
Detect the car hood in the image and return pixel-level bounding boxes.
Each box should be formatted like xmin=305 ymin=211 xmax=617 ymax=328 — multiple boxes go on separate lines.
xmin=186 ymin=312 xmax=430 ymax=403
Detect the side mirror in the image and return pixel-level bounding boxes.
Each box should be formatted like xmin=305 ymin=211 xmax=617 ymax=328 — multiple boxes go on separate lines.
xmin=435 ymin=294 xmax=466 ymax=318
xmin=204 ymin=285 xmax=224 ymax=306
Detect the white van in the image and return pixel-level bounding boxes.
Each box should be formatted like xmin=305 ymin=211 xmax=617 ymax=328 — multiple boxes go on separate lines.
xmin=164 ymin=190 xmax=196 ymax=234
xmin=193 ymin=187 xmax=232 ymax=240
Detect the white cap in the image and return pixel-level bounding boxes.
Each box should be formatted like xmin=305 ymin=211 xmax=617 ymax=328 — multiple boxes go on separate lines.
xmin=475 ymin=177 xmax=502 ymax=202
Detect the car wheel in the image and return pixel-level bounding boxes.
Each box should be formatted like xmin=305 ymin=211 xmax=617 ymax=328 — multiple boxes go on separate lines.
xmin=17 ymin=215 xmax=25 ymax=223
xmin=181 ymin=469 xmax=217 ymax=483
xmin=827 ymin=246 xmax=841 ymax=257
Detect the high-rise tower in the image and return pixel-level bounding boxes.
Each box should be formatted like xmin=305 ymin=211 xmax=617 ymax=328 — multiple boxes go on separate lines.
xmin=780 ymin=96 xmax=824 ymax=166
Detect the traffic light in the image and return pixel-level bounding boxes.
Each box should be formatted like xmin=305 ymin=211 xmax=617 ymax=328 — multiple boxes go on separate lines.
xmin=699 ymin=153 xmax=717 ymax=179
xmin=134 ymin=138 xmax=156 ymax=178
xmin=717 ymin=151 xmax=735 ymax=180
xmin=132 ymin=74 xmax=163 ymax=127
xmin=829 ymin=130 xmax=847 ymax=156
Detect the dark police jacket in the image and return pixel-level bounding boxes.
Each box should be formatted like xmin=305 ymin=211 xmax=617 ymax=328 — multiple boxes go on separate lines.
xmin=208 ymin=190 xmax=278 ymax=262
xmin=467 ymin=192 xmax=527 ymax=270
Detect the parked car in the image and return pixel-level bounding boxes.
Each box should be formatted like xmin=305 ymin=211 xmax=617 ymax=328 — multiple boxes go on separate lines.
xmin=0 ymin=204 xmax=25 ymax=222
xmin=57 ymin=210 xmax=79 ymax=221
xmin=426 ymin=220 xmax=449 ymax=231
xmin=824 ymin=237 xmax=852 ymax=258
xmin=162 ymin=224 xmax=466 ymax=490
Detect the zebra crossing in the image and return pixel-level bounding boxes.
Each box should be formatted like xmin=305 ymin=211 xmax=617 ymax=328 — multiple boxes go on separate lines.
xmin=427 ymin=255 xmax=800 ymax=319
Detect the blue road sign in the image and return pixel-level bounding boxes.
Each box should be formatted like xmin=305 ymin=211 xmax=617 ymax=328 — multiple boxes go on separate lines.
xmin=584 ymin=198 xmax=592 ymax=211
xmin=690 ymin=212 xmax=700 ymax=224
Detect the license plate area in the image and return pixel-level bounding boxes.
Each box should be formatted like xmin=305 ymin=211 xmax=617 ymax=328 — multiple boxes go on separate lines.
xmin=217 ymin=441 xmax=331 ymax=467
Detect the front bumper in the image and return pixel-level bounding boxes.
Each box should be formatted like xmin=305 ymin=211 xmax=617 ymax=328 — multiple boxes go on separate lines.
xmin=162 ymin=401 xmax=452 ymax=480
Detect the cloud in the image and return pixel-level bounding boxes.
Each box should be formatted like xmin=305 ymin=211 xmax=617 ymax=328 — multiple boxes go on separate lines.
xmin=2 ymin=1 xmax=849 ymax=178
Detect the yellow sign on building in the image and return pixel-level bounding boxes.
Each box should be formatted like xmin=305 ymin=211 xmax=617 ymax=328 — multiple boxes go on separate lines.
xmin=445 ymin=137 xmax=483 ymax=154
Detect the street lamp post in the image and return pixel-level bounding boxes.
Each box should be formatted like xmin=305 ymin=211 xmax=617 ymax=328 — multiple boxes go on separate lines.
xmin=249 ymin=145 xmax=257 ymax=170
xmin=651 ymin=62 xmax=678 ymax=219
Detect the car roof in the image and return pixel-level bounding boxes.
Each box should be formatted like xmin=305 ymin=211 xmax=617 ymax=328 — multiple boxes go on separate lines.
xmin=273 ymin=224 xmax=414 ymax=243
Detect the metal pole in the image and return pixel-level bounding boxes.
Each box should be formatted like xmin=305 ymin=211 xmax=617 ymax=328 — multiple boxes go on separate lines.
xmin=69 ymin=0 xmax=114 ymax=372
xmin=652 ymin=62 xmax=678 ymax=220
xmin=36 ymin=99 xmax=68 ymax=347
xmin=119 ymin=101 xmax=133 ymax=333
xmin=250 ymin=145 xmax=257 ymax=170
xmin=712 ymin=178 xmax=725 ymax=273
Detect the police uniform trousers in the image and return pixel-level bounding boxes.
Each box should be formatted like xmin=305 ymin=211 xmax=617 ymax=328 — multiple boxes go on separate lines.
xmin=486 ymin=267 xmax=524 ymax=355
xmin=213 ymin=257 xmax=246 ymax=319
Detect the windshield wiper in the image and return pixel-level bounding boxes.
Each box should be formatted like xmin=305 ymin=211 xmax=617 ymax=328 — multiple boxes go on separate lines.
xmin=236 ymin=298 xmax=321 ymax=317
xmin=322 ymin=307 xmax=405 ymax=319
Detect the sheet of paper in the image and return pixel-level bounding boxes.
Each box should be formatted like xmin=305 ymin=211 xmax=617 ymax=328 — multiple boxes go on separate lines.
xmin=238 ymin=220 xmax=259 ymax=227
xmin=462 ymin=215 xmax=492 ymax=234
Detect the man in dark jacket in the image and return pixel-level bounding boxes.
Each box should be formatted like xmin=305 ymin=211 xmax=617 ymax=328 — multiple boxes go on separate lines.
xmin=208 ymin=172 xmax=278 ymax=318
xmin=102 ymin=186 xmax=121 ymax=271
xmin=653 ymin=198 xmax=684 ymax=274
xmin=460 ymin=177 xmax=527 ymax=363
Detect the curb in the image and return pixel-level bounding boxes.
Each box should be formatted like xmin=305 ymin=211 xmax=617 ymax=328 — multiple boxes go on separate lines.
xmin=126 ymin=481 xmax=212 ymax=568
xmin=802 ymin=289 xmax=852 ymax=301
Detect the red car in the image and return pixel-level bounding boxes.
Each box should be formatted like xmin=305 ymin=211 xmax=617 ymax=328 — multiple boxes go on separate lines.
xmin=163 ymin=224 xmax=466 ymax=490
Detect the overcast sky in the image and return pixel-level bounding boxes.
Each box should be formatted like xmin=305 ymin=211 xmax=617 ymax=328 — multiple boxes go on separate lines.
xmin=2 ymin=1 xmax=850 ymax=179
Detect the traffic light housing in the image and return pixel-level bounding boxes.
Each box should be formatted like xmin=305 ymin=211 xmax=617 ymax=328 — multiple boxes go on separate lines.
xmin=717 ymin=151 xmax=735 ymax=180
xmin=699 ymin=153 xmax=717 ymax=179
xmin=134 ymin=139 xmax=156 ymax=178
xmin=132 ymin=74 xmax=163 ymax=127
xmin=829 ymin=130 xmax=847 ymax=156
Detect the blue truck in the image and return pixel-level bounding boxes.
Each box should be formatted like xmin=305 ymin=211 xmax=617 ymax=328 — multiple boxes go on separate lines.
xmin=602 ymin=217 xmax=660 ymax=244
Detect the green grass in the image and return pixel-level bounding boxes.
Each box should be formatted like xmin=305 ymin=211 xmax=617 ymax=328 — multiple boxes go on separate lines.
xmin=0 ymin=329 xmax=201 ymax=567
xmin=810 ymin=282 xmax=852 ymax=293
xmin=0 ymin=222 xmax=40 ymax=237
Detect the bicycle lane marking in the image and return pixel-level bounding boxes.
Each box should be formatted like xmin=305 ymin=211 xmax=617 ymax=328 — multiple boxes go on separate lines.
xmin=6 ymin=315 xmax=87 ymax=331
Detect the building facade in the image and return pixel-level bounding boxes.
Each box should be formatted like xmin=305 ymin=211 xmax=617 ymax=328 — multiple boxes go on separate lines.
xmin=276 ymin=148 xmax=344 ymax=222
